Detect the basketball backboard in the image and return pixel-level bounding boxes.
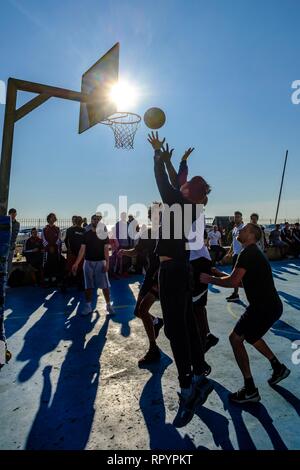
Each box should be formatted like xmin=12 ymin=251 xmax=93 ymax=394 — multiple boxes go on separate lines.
xmin=78 ymin=43 xmax=119 ymax=134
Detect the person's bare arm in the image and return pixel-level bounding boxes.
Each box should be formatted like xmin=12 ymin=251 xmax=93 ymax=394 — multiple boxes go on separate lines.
xmin=200 ymin=267 xmax=246 ymax=288
xmin=118 ymin=247 xmax=138 ymax=258
xmin=72 ymin=245 xmax=86 ymax=274
xmin=159 ymin=143 xmax=178 ymax=187
xmin=103 ymin=244 xmax=110 ymax=272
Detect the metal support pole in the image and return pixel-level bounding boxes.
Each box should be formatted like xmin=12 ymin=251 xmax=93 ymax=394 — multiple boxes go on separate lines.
xmin=0 ymin=79 xmax=17 ymax=216
xmin=274 ymin=150 xmax=288 ymax=225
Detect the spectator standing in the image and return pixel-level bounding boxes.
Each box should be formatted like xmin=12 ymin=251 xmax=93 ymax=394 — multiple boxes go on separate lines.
xmin=42 ymin=213 xmax=62 ymax=286
xmin=226 ymin=211 xmax=244 ymax=302
xmin=23 ymin=228 xmax=44 ymax=285
xmin=208 ymin=225 xmax=226 ymax=264
xmin=7 ymin=208 xmax=20 ymax=275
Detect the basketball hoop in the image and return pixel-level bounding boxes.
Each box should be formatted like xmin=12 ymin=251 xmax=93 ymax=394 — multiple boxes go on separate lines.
xmin=101 ymin=112 xmax=141 ymax=150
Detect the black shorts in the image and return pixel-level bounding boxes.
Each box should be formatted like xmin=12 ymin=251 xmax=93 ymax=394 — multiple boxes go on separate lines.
xmin=190 ymin=257 xmax=212 ymax=307
xmin=234 ymin=304 xmax=283 ymax=344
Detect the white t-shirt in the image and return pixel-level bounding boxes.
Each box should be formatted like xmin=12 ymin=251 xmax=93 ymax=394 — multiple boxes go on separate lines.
xmin=232 ymin=223 xmax=245 ymax=255
xmin=208 ymin=230 xmax=221 ymax=246
xmin=187 ymin=212 xmax=211 ymax=261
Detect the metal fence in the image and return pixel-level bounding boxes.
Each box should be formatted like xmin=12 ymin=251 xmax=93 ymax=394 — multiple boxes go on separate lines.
xmin=19 ymin=218 xmax=73 ymax=230
xmin=18 ymin=216 xmax=300 ymax=231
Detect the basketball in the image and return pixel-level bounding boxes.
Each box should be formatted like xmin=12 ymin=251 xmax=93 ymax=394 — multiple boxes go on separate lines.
xmin=143 ymin=107 xmax=166 ymax=129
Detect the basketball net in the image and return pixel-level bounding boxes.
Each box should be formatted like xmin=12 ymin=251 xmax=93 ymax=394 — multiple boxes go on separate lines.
xmin=101 ymin=112 xmax=141 ymax=150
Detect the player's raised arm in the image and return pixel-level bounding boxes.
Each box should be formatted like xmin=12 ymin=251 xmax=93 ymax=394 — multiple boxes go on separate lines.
xmin=148 ymin=132 xmax=181 ymax=205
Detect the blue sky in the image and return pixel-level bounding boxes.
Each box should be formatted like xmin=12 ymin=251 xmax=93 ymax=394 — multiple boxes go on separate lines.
xmin=1 ymin=0 xmax=300 ymax=223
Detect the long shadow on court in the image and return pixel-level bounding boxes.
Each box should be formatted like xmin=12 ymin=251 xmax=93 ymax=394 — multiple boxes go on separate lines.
xmin=271 ymin=384 xmax=300 ymax=417
xmin=139 ymin=353 xmax=208 ymax=450
xmin=108 ymin=277 xmax=140 ymax=337
xmin=270 ymin=320 xmax=300 ymax=341
xmin=16 ymin=290 xmax=81 ymax=382
xmin=211 ymin=380 xmax=288 ymax=450
xmin=26 ymin=313 xmax=109 ymax=449
xmin=4 ymin=287 xmax=66 ymax=340
xmin=278 ymin=292 xmax=300 ymax=311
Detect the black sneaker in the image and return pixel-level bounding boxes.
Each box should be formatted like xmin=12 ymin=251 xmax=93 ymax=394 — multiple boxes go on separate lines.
xmin=268 ymin=364 xmax=291 ymax=386
xmin=229 ymin=387 xmax=261 ymax=404
xmin=138 ymin=347 xmax=161 ymax=366
xmin=173 ymin=392 xmax=195 ymax=428
xmin=189 ymin=377 xmax=214 ymax=408
xmin=226 ymin=293 xmax=240 ymax=302
xmin=153 ymin=318 xmax=164 ymax=339
xmin=205 ymin=333 xmax=219 ymax=353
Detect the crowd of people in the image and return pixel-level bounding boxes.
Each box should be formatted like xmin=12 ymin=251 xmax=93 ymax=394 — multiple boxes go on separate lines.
xmin=5 ymin=135 xmax=298 ymax=426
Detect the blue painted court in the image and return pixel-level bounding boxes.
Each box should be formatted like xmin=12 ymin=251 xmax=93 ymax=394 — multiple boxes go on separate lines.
xmin=1 ymin=260 xmax=300 ymax=450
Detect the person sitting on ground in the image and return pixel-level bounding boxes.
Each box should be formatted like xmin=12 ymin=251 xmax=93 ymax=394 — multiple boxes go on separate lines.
xmin=269 ymin=224 xmax=288 ymax=258
xmin=281 ymin=222 xmax=295 ymax=257
xmin=200 ymin=222 xmax=290 ymax=404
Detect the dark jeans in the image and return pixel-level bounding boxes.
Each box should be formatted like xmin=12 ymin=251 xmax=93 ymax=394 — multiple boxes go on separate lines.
xmin=159 ymin=259 xmax=205 ymax=388
xmin=210 ymin=245 xmax=226 ymax=263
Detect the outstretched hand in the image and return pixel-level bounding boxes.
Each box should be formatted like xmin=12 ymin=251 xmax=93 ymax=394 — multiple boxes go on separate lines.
xmin=181 ymin=147 xmax=195 ymax=161
xmin=147 ymin=131 xmax=165 ymax=151
xmin=161 ymin=143 xmax=174 ymax=163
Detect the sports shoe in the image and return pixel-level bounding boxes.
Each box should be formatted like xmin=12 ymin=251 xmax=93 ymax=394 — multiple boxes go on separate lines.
xmin=138 ymin=346 xmax=161 ymax=366
xmin=173 ymin=377 xmax=213 ymax=428
xmin=190 ymin=376 xmax=214 ymax=407
xmin=173 ymin=392 xmax=195 ymax=428
xmin=229 ymin=387 xmax=261 ymax=404
xmin=153 ymin=318 xmax=164 ymax=339
xmin=205 ymin=333 xmax=219 ymax=353
xmin=226 ymin=293 xmax=240 ymax=302
xmin=106 ymin=303 xmax=115 ymax=315
xmin=268 ymin=364 xmax=290 ymax=386
xmin=80 ymin=304 xmax=93 ymax=316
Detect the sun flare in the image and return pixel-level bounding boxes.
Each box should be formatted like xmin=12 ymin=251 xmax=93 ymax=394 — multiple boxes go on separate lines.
xmin=109 ymin=80 xmax=139 ymax=110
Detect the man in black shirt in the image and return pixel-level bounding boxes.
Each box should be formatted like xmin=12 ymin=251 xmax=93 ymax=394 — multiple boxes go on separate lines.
xmin=148 ymin=132 xmax=213 ymax=427
xmin=65 ymin=216 xmax=85 ymax=289
xmin=200 ymin=223 xmax=290 ymax=404
xmin=72 ymin=214 xmax=113 ymax=316
xmin=23 ymin=228 xmax=43 ymax=284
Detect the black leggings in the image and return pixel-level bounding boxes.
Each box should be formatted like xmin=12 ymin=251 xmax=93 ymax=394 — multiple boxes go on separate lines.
xmin=159 ymin=259 xmax=205 ymax=388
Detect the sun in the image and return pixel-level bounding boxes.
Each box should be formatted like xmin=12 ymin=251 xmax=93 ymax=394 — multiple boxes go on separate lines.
xmin=109 ymin=80 xmax=139 ymax=111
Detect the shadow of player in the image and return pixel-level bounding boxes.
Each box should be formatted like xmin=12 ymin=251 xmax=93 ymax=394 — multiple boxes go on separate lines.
xmin=139 ymin=352 xmax=208 ymax=450
xmin=211 ymin=380 xmax=288 ymax=450
xmin=26 ymin=313 xmax=109 ymax=449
